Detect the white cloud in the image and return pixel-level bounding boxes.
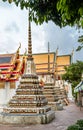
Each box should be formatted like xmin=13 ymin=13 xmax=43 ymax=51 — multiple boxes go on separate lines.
xmin=0 ymin=1 xmax=83 ymax=62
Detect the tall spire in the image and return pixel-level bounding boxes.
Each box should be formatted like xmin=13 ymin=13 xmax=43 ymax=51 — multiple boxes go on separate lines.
xmin=25 ymin=9 xmax=36 ymax=74
xmin=48 ymin=42 xmax=50 ymax=73
xmin=28 ymin=9 xmax=32 ymax=59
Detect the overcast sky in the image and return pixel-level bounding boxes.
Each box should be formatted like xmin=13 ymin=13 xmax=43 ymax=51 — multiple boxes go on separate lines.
xmin=0 ymin=1 xmax=83 ymax=62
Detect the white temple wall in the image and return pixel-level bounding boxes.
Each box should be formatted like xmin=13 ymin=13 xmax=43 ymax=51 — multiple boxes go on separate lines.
xmin=64 ymin=81 xmax=73 ymax=101
xmin=67 ymin=83 xmax=73 ymax=101
xmin=5 ymin=82 xmax=10 ymax=103
xmin=0 ymin=82 xmax=17 ymax=107
xmin=0 ymin=89 xmax=7 ymax=106
xmin=5 ymin=82 xmax=15 ymax=103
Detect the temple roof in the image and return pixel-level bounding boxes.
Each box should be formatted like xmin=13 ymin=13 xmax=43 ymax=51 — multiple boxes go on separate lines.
xmin=0 ymin=52 xmax=71 ymax=81
xmin=0 ymin=53 xmax=25 ymax=82
xmin=0 ymin=56 xmax=11 ymax=64
xmin=0 ymin=54 xmax=15 ymax=67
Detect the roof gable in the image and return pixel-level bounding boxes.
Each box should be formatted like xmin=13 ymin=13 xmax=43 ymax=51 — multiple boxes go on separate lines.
xmin=0 ymin=54 xmax=15 ymax=65
xmin=0 ymin=56 xmax=12 ymax=64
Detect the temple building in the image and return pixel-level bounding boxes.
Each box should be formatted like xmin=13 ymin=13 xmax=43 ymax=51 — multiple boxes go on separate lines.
xmin=0 ymin=46 xmax=25 ymax=106
xmin=0 ymin=48 xmax=72 ymax=107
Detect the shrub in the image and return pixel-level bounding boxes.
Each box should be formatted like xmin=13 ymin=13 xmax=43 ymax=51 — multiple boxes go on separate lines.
xmin=76 ymin=119 xmax=83 ymax=127
xmin=67 ymin=124 xmax=79 ymax=130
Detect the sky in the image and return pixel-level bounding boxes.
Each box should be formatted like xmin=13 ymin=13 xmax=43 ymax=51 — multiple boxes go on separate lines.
xmin=0 ymin=1 xmax=83 ymax=62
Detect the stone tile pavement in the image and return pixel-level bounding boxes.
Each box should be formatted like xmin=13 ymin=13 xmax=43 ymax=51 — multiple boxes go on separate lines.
xmin=0 ymin=103 xmax=83 ymax=130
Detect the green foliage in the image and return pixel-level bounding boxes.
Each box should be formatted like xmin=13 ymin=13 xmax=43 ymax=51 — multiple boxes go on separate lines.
xmin=76 ymin=35 xmax=83 ymax=51
xmin=57 ymin=0 xmax=83 ymax=28
xmin=62 ymin=61 xmax=83 ymax=88
xmin=67 ymin=120 xmax=83 ymax=130
xmin=2 ymin=0 xmax=83 ymax=51
xmin=2 ymin=0 xmax=62 ymax=26
xmin=67 ymin=124 xmax=79 ymax=130
xmin=2 ymin=0 xmax=83 ymax=28
xmin=76 ymin=120 xmax=83 ymax=127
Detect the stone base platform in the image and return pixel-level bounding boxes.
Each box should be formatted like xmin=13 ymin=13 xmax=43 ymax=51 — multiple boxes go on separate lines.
xmin=48 ymin=102 xmax=63 ymax=111
xmin=0 ymin=110 xmax=55 ymax=124
xmin=48 ymin=102 xmax=57 ymax=111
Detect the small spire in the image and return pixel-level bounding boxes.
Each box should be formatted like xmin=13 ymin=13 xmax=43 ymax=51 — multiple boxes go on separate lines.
xmin=28 ymin=9 xmax=32 ymax=59
xmin=48 ymin=42 xmax=50 ymax=73
xmin=56 ymin=46 xmax=59 ymax=56
xmin=55 ymin=46 xmax=59 ymax=64
xmin=71 ymin=48 xmax=74 ymax=63
xmin=71 ymin=48 xmax=74 ymax=56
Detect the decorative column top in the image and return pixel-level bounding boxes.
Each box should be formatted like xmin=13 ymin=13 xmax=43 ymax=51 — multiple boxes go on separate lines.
xmin=27 ymin=10 xmax=33 ymax=60
xmin=25 ymin=10 xmax=36 ymax=75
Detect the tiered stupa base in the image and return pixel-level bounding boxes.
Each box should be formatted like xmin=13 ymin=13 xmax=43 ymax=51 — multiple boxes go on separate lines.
xmin=0 ymin=74 xmax=55 ymax=124
xmin=54 ymin=81 xmax=68 ymax=106
xmin=44 ymin=83 xmax=62 ymax=110
xmin=0 ymin=109 xmax=55 ymax=124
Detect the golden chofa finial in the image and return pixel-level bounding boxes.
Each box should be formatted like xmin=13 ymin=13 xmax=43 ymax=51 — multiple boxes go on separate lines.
xmin=24 ymin=48 xmax=27 ymax=56
xmin=16 ymin=42 xmax=21 ymax=59
xmin=23 ymin=48 xmax=27 ymax=59
xmin=17 ymin=42 xmax=21 ymax=52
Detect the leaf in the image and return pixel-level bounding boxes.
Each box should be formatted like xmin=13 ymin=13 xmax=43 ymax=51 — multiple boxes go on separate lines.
xmin=76 ymin=46 xmax=83 ymax=51
xmin=78 ymin=7 xmax=83 ymax=16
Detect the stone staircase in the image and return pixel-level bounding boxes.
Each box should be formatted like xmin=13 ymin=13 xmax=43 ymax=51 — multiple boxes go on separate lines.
xmin=55 ymin=80 xmax=69 ymax=106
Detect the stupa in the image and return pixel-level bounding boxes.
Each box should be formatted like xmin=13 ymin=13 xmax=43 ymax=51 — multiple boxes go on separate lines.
xmin=43 ymin=73 xmax=57 ymax=110
xmin=43 ymin=43 xmax=62 ymax=110
xmin=0 ymin=11 xmax=55 ymax=124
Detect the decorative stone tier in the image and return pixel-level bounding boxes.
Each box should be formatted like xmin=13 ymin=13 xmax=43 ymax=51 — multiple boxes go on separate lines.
xmin=3 ymin=106 xmax=51 ymax=114
xmin=43 ymin=83 xmax=60 ymax=110
xmin=0 ymin=73 xmax=55 ymax=124
xmin=54 ymin=84 xmax=68 ymax=106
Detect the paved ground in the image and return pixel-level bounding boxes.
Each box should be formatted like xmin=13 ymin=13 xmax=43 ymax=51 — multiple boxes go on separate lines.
xmin=0 ymin=103 xmax=83 ymax=130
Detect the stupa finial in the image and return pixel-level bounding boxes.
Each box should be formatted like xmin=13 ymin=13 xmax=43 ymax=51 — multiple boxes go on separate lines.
xmin=28 ymin=9 xmax=32 ymax=59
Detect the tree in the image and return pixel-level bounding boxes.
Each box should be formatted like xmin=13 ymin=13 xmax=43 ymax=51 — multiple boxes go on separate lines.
xmin=2 ymin=0 xmax=83 ymax=51
xmin=2 ymin=0 xmax=62 ymax=26
xmin=76 ymin=35 xmax=83 ymax=51
xmin=62 ymin=61 xmax=83 ymax=92
xmin=57 ymin=0 xmax=83 ymax=28
xmin=2 ymin=0 xmax=83 ymax=28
